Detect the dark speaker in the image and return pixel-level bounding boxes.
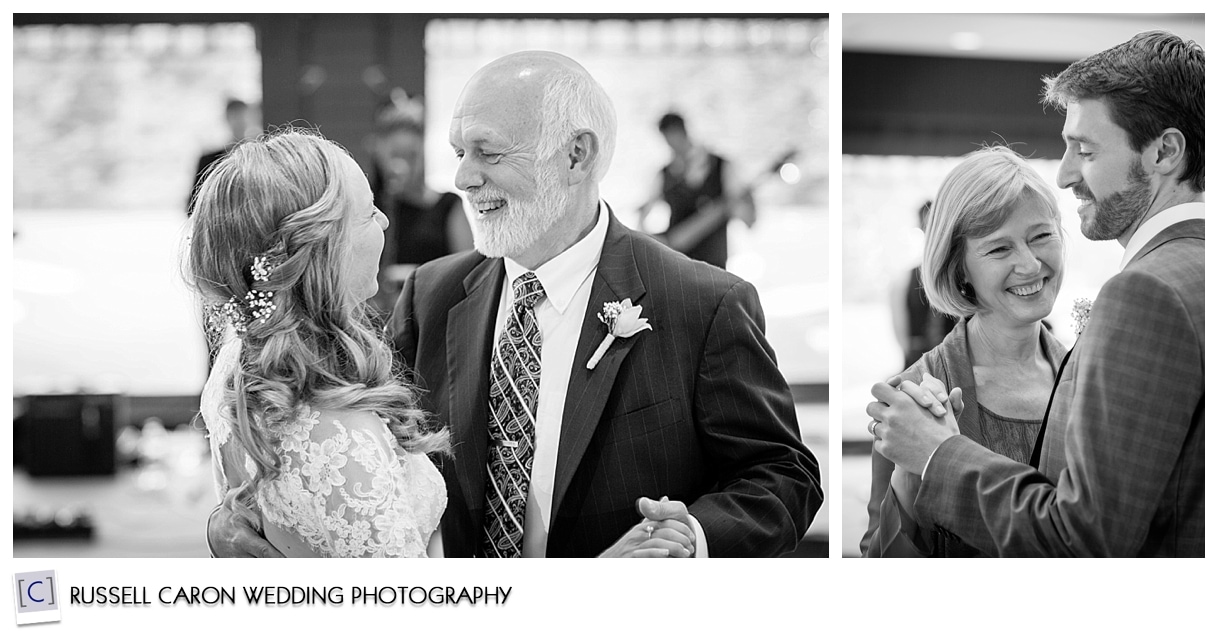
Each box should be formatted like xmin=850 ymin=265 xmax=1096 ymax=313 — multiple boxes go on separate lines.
xmin=19 ymin=394 xmax=125 ymax=476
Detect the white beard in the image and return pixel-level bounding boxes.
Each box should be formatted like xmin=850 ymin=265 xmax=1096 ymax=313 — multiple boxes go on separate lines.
xmin=469 ymin=161 xmax=568 ymax=260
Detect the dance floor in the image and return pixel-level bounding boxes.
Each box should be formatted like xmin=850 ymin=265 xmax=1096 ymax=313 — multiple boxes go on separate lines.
xmin=13 ymin=403 xmax=829 ymax=558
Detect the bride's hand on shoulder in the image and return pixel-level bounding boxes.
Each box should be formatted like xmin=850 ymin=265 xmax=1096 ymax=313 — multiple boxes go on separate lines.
xmin=208 ymin=488 xmax=284 ymax=558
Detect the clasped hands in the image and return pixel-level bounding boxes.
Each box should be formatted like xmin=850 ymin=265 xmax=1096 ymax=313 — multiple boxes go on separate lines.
xmin=867 ymin=373 xmax=964 ymax=475
xmin=598 ymin=496 xmax=697 ymax=558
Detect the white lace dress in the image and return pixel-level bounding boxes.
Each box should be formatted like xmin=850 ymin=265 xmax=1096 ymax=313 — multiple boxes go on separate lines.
xmin=201 ymin=338 xmax=446 ymax=557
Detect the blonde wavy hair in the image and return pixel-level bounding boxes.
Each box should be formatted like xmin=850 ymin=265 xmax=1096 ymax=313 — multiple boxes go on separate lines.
xmin=184 ymin=128 xmax=448 ymax=516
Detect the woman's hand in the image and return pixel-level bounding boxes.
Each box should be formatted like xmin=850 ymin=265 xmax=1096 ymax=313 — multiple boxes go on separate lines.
xmin=889 ymin=465 xmax=923 ymax=519
xmin=885 ymin=373 xmax=964 ymax=419
xmin=598 ymin=519 xmax=695 ymax=558
xmin=598 ymin=497 xmax=696 ymax=558
xmin=207 ymin=488 xmax=284 ymax=558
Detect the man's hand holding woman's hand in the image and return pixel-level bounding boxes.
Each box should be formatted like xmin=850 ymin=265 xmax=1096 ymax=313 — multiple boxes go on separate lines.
xmin=598 ymin=497 xmax=696 ymax=558
xmin=866 ymin=373 xmax=963 ymax=474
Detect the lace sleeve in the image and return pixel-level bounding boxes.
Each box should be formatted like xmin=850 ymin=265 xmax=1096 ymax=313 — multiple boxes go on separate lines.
xmin=272 ymin=410 xmax=433 ymax=558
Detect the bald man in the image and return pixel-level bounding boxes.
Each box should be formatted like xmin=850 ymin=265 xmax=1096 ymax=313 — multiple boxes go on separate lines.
xmin=208 ymin=51 xmax=820 ymax=558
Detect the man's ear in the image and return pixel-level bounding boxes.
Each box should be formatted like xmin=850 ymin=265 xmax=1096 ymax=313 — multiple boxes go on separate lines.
xmin=1147 ymin=127 xmax=1187 ymax=179
xmin=565 ymin=130 xmax=598 ymax=185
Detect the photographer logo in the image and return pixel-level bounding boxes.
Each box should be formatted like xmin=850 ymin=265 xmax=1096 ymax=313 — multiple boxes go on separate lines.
xmin=12 ymin=570 xmax=60 ymax=625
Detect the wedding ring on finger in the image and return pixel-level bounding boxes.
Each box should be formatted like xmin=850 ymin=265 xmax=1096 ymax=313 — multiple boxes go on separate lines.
xmin=645 ymin=524 xmax=654 ymax=539
xmin=868 ymin=419 xmax=881 ymax=437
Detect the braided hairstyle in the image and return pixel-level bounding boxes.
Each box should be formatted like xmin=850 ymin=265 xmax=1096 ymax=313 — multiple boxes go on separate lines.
xmin=185 ymin=128 xmax=447 ymax=518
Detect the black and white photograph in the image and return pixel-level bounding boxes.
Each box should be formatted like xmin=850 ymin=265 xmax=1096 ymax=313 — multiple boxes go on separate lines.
xmin=11 ymin=13 xmax=829 ymax=560
xmin=842 ymin=13 xmax=1205 ymax=557
xmin=5 ymin=7 xmax=1211 ymax=632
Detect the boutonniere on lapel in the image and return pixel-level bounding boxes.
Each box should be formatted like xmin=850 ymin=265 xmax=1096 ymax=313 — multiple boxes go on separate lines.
xmin=1071 ymin=297 xmax=1093 ymax=336
xmin=586 ymin=299 xmax=652 ymax=370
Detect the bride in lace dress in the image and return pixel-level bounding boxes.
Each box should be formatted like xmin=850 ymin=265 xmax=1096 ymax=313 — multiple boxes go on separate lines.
xmin=186 ymin=129 xmax=448 ymax=557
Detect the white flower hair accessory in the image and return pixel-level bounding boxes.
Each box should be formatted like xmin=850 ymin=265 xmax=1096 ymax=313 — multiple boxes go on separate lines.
xmin=251 ymin=255 xmax=275 ymax=283
xmin=204 ymin=252 xmax=284 ymax=335
xmin=1071 ymin=297 xmax=1092 ymax=336
xmin=246 ymin=290 xmax=277 ymax=323
xmin=586 ymin=299 xmax=652 ymax=370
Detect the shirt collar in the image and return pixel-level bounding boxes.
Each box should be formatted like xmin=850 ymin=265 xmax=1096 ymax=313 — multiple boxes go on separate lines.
xmin=504 ymin=201 xmax=608 ymax=315
xmin=1119 ymin=202 xmax=1205 ymax=270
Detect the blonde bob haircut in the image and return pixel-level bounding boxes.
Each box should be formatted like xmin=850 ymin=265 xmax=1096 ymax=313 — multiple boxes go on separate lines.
xmin=922 ymin=146 xmax=1062 ymax=319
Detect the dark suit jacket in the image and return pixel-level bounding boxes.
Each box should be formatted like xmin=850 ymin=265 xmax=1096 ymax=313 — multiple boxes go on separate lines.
xmin=861 ymin=320 xmax=1064 ymax=557
xmin=391 ymin=209 xmax=821 ymax=557
xmin=916 ymin=218 xmax=1204 ymax=556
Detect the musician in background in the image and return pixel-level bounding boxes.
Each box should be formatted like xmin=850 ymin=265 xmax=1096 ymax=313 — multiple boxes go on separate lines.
xmin=637 ymin=112 xmax=755 ymax=269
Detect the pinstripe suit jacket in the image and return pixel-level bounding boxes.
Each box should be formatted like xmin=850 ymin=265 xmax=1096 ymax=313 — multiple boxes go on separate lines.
xmin=391 ymin=209 xmax=822 ymax=557
xmin=916 ymin=218 xmax=1204 ymax=556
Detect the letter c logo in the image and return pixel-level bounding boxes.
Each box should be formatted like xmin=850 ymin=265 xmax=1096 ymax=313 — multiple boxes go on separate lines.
xmin=27 ymin=580 xmax=44 ymax=603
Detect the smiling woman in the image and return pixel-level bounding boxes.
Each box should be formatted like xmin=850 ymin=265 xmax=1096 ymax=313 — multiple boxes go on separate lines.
xmin=921 ymin=146 xmax=1064 ymax=326
xmin=861 ymin=146 xmax=1069 ymax=557
xmin=960 ymin=197 xmax=1063 ymax=331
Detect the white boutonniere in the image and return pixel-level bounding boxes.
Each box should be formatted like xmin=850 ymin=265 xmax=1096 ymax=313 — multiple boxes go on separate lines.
xmin=586 ymin=299 xmax=652 ymax=370
xmin=1071 ymin=297 xmax=1093 ymax=336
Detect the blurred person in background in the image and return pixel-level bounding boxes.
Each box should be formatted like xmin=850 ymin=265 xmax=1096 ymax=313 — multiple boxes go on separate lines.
xmin=889 ymin=200 xmax=955 ymax=369
xmin=187 ymin=98 xmax=257 ymax=216
xmin=637 ymin=112 xmax=755 ymax=269
xmin=188 ymin=128 xmax=451 ymax=557
xmin=190 ymin=98 xmax=259 ymax=367
xmin=862 ymin=146 xmax=1067 ymax=557
xmin=870 ymin=31 xmax=1204 ymax=556
xmin=368 ymin=89 xmax=473 ymax=313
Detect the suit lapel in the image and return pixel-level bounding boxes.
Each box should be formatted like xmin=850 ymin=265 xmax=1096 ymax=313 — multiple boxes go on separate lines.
xmin=446 ymin=257 xmax=504 ymax=525
xmin=550 ymin=213 xmax=647 ymax=525
xmin=1128 ymin=218 xmax=1204 ymax=265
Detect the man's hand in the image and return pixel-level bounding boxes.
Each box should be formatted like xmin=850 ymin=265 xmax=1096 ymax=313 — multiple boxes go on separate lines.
xmin=598 ymin=497 xmax=695 ymax=558
xmin=207 ymin=488 xmax=284 ymax=558
xmin=866 ymin=374 xmax=960 ymax=473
